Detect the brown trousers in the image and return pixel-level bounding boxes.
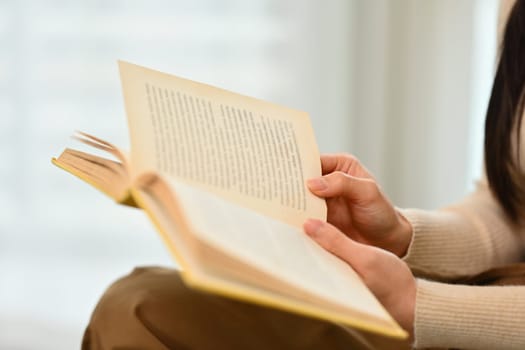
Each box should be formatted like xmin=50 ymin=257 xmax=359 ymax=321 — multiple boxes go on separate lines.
xmin=82 ymin=264 xmax=525 ymax=350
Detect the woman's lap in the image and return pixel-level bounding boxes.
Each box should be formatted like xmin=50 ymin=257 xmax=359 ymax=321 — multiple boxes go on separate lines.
xmin=82 ymin=266 xmax=411 ymax=350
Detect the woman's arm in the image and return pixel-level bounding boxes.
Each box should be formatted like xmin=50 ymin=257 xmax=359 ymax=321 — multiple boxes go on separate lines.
xmin=401 ymin=179 xmax=524 ymax=280
xmin=413 ymin=279 xmax=525 ymax=349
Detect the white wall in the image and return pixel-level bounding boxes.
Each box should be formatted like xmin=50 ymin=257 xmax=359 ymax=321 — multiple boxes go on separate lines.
xmin=350 ymin=0 xmax=497 ymax=209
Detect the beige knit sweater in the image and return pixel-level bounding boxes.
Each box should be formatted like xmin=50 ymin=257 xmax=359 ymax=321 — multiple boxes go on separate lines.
xmin=397 ymin=1 xmax=525 ymax=348
xmin=400 ymin=179 xmax=525 ymax=349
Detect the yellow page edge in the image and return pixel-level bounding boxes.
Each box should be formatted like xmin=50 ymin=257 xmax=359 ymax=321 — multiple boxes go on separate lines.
xmin=51 ymin=158 xmax=136 ymax=206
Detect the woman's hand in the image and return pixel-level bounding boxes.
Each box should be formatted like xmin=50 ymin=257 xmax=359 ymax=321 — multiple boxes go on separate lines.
xmin=303 ymin=219 xmax=416 ymax=336
xmin=307 ymin=154 xmax=412 ymax=257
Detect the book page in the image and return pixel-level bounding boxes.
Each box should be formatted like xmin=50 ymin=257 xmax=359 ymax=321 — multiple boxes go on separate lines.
xmin=119 ymin=61 xmax=326 ymax=227
xmin=133 ymin=181 xmax=404 ymax=337
xmin=162 ymin=176 xmax=398 ymax=331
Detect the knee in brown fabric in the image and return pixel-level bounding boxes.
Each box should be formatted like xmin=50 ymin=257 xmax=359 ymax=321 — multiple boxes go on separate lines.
xmin=82 ymin=266 xmax=291 ymax=350
xmin=82 ymin=267 xmax=191 ymax=350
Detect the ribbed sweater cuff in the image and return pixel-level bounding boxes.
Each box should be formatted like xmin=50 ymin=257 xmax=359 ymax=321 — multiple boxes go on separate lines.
xmin=414 ymin=279 xmax=525 ymax=349
xmin=398 ymin=208 xmax=498 ymax=278
xmin=398 ymin=208 xmax=459 ymax=274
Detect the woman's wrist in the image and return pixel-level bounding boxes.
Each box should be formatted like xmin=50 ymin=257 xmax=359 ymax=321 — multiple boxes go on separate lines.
xmin=387 ymin=211 xmax=413 ymax=257
xmin=401 ymin=276 xmax=416 ymax=338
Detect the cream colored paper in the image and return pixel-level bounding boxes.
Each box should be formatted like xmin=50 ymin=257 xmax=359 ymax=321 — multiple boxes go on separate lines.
xmin=119 ymin=61 xmax=326 ymax=227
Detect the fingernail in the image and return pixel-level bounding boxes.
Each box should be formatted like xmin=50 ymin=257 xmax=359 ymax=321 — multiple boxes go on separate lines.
xmin=303 ymin=219 xmax=324 ymax=236
xmin=307 ymin=177 xmax=327 ymax=191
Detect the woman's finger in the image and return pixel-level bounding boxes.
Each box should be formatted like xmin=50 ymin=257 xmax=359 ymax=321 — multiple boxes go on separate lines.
xmin=320 ymin=154 xmax=341 ymax=174
xmin=320 ymin=153 xmax=360 ymax=174
xmin=307 ymin=171 xmax=378 ymax=202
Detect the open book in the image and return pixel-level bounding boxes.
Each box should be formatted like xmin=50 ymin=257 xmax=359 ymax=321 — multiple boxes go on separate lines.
xmin=52 ymin=61 xmax=407 ymax=339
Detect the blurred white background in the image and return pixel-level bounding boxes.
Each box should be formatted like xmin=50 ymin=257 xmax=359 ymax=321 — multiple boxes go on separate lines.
xmin=0 ymin=0 xmax=498 ymax=349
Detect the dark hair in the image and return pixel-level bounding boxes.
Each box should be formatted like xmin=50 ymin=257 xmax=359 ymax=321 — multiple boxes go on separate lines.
xmin=485 ymin=0 xmax=525 ymax=221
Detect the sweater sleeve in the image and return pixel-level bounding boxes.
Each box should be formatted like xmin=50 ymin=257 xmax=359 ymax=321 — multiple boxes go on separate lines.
xmin=413 ymin=279 xmax=525 ymax=349
xmin=399 ymin=179 xmax=524 ymax=280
